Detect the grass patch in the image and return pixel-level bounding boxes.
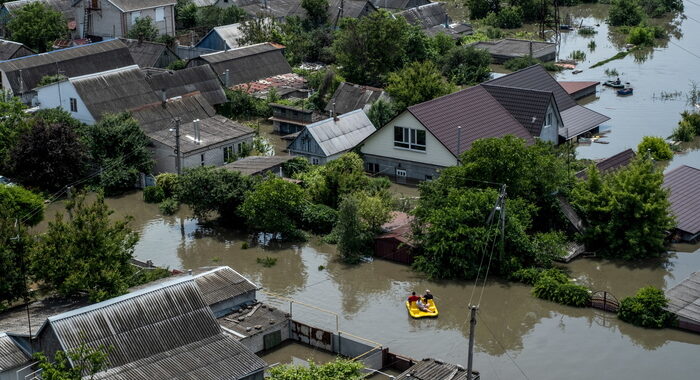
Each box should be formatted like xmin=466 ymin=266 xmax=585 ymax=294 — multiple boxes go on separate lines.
xmin=257 ymin=256 xmax=278 ymax=267
xmin=590 ymin=50 xmax=634 ymax=68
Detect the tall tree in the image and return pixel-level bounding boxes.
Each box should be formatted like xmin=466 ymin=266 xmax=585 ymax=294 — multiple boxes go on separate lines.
xmin=367 ymin=98 xmax=398 ymax=128
xmin=7 ymin=2 xmax=66 ymax=52
xmin=176 ymin=166 xmax=258 ymax=220
xmin=302 ymin=0 xmax=329 ymax=27
xmin=439 ymin=45 xmax=492 ymax=85
xmin=0 ymin=97 xmax=28 ymax=170
xmin=386 ymin=61 xmax=456 ymax=111
xmin=0 ymin=212 xmax=31 ymax=308
xmin=127 ymin=16 xmax=159 ymax=41
xmin=0 ymin=184 xmax=44 ymax=226
xmin=9 ymin=119 xmax=88 ymax=192
xmin=572 ymin=157 xmax=675 ymax=260
xmin=608 ymin=0 xmax=645 ymax=26
xmin=81 ymin=113 xmax=153 ymax=194
xmin=30 ymin=192 xmax=138 ymax=302
xmin=240 ymin=177 xmax=307 ymax=238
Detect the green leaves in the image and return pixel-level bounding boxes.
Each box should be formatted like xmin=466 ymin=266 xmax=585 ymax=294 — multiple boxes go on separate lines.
xmin=7 ymin=2 xmax=66 ymax=52
xmin=386 ymin=61 xmax=456 ymax=111
xmin=617 ymin=286 xmax=676 ymax=328
xmin=176 ymin=166 xmax=258 ymax=220
xmin=240 ymin=177 xmax=307 ymax=238
xmin=268 ymin=358 xmax=364 ymax=380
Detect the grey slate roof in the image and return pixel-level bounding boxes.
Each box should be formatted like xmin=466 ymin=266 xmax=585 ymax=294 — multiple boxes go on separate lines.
xmin=293 ymin=109 xmax=376 ymax=157
xmin=70 ymin=65 xmax=160 ymax=120
xmin=575 ymin=148 xmax=635 ymax=179
xmin=199 ymin=23 xmax=246 ymax=50
xmin=129 ymin=93 xmax=216 ymax=133
xmin=559 ymin=105 xmax=610 ymax=140
xmin=194 ymin=267 xmax=258 ymax=307
xmin=119 ymin=38 xmax=178 ymax=68
xmin=665 ymin=271 xmax=700 ymax=323
xmin=663 ymin=165 xmax=700 ymax=235
xmin=397 ymin=2 xmax=450 ymax=29
xmin=371 ymin=0 xmax=429 ymax=9
xmin=0 ymin=333 xmax=30 ymax=371
xmin=407 ymin=85 xmax=534 ymax=156
xmin=485 ymin=64 xmax=577 ymax=111
xmin=146 ymin=115 xmax=254 ymax=153
xmin=191 ymin=43 xmax=291 ymax=86
xmin=0 ymin=39 xmax=34 ymax=61
xmin=41 ymin=276 xmax=266 ymax=379
xmin=471 ymin=38 xmax=556 ymax=62
xmin=145 ymin=65 xmax=227 ymax=106
xmin=0 ymin=39 xmax=134 ymax=95
xmin=101 ymin=0 xmax=176 ymax=12
xmin=325 ymin=82 xmax=387 ymax=115
xmin=3 ymin=0 xmax=74 ymax=19
xmin=482 ymin=84 xmax=554 ymax=137
xmin=223 ymin=155 xmax=295 ymax=175
xmin=395 ymin=358 xmax=476 ymax=380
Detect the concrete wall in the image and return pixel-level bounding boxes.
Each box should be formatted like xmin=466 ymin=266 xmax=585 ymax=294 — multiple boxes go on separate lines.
xmin=36 ymin=81 xmax=96 ymax=124
xmin=210 ymin=290 xmax=256 ymax=318
xmin=76 ymin=1 xmax=175 ymax=38
xmin=238 ymin=319 xmax=291 ymax=353
xmin=125 ymin=6 xmax=176 ymax=37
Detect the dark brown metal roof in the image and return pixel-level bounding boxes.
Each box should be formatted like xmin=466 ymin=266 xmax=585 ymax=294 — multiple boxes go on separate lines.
xmin=559 ymin=105 xmax=610 ymax=140
xmin=0 ymin=333 xmax=30 ymax=371
xmin=485 ymin=64 xmax=577 ymax=111
xmin=395 ymin=358 xmax=478 ymax=380
xmin=576 ymin=149 xmax=636 ymax=179
xmin=407 ymin=85 xmax=534 ymax=156
xmin=482 ymin=84 xmax=554 ymax=137
xmin=664 ymin=165 xmax=700 ymax=235
xmin=665 ymin=271 xmax=700 ymax=323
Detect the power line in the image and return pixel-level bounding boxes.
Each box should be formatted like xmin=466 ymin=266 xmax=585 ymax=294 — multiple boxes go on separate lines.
xmin=479 ymin=312 xmax=532 ymax=380
xmin=668 ymin=40 xmax=700 ymax=61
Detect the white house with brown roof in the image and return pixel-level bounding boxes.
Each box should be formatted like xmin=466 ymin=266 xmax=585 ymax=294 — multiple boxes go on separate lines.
xmin=73 ymin=0 xmax=176 ymax=39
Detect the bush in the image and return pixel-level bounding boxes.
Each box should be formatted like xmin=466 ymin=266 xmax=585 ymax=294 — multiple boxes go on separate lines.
xmin=681 ymin=111 xmax=700 ymax=134
xmin=609 ymin=0 xmax=644 ymax=26
xmin=671 ymin=120 xmax=696 ymax=142
xmin=0 ymin=184 xmax=44 ymax=226
xmin=155 ymin=173 xmax=179 ymax=198
xmin=301 ymin=203 xmax=338 ymax=234
xmin=569 ymin=50 xmax=586 ymax=61
xmin=510 ymin=267 xmax=543 ymax=285
xmin=617 ymin=286 xmax=675 ymax=328
xmin=257 ymin=256 xmax=278 ymax=267
xmin=128 ymin=267 xmax=171 ymax=287
xmin=637 ymin=136 xmax=673 ymax=160
xmin=627 ymin=26 xmax=655 ymax=46
xmin=484 ymin=6 xmax=523 ymax=29
xmin=143 ymin=186 xmax=165 ymax=203
xmin=281 ymin=157 xmax=312 ymax=177
xmin=166 ymin=59 xmax=187 ymax=71
xmin=504 ymin=56 xmax=540 ymax=71
xmin=159 ymin=198 xmax=179 ymax=215
xmin=532 ymin=269 xmax=590 ymax=307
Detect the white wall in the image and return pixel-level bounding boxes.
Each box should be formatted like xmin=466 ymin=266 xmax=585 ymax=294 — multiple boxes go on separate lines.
xmin=539 ymin=104 xmax=560 ymax=144
xmin=125 ymin=6 xmax=176 ymax=37
xmin=151 ymin=135 xmax=254 ymax=174
xmin=361 ymin=111 xmax=459 ymax=168
xmin=75 ymin=1 xmax=175 ymax=38
xmin=35 ymin=81 xmax=96 ymax=124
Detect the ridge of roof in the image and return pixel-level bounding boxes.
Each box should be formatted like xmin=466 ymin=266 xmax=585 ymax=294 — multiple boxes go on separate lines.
xmin=0 ymin=38 xmax=121 ymax=64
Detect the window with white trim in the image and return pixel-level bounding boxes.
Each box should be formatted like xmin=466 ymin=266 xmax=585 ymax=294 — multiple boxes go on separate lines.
xmin=155 ymin=7 xmax=165 ymax=22
xmin=396 ymin=169 xmax=407 ymax=177
xmin=394 ymin=126 xmax=426 ymax=151
xmin=223 ymin=146 xmax=234 ymax=162
xmin=131 ymin=11 xmax=141 ymax=24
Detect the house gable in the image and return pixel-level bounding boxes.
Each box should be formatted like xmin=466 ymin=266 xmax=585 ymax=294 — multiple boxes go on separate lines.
xmin=288 ymin=128 xmax=325 ymax=158
xmin=361 ymin=111 xmax=459 ymax=168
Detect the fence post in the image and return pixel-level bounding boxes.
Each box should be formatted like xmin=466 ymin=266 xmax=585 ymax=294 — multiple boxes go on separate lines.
xmin=603 ymin=292 xmax=607 ymax=312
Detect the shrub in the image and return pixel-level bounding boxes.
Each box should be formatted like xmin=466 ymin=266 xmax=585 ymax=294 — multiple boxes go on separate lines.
xmin=166 ymin=59 xmax=187 ymax=71
xmin=484 ymin=7 xmax=524 ymax=29
xmin=301 ymin=203 xmax=338 ymax=234
xmin=627 ymin=26 xmax=655 ymax=46
xmin=532 ymin=268 xmax=590 ymax=307
xmin=617 ymin=286 xmax=675 ymax=328
xmin=159 ymin=198 xmax=179 ymax=215
xmin=504 ymin=56 xmax=539 ymax=71
xmin=155 ymin=173 xmax=179 ymax=198
xmin=637 ymin=136 xmax=673 ymax=160
xmin=569 ymin=50 xmax=586 ymax=61
xmin=588 ymin=40 xmax=597 ymax=50
xmin=554 ymin=283 xmax=591 ymax=307
xmin=671 ymin=120 xmax=696 ymax=142
xmin=578 ymin=27 xmax=597 ymax=36
xmin=257 ymin=256 xmax=278 ymax=267
xmin=143 ymin=186 xmax=165 ymax=203
xmin=281 ymin=157 xmax=312 ymax=177
xmin=609 ymin=0 xmax=645 ymax=26
xmin=681 ymin=111 xmax=700 ymax=134
xmin=510 ymin=267 xmax=543 ymax=285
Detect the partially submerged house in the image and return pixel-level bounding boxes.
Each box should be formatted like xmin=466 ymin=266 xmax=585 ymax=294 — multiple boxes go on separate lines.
xmin=0 ymin=39 xmax=33 ymax=60
xmin=665 ymin=271 xmax=700 ymax=333
xmin=575 ymin=148 xmax=635 ymax=179
xmin=119 ymin=38 xmax=180 ymax=68
xmin=240 ymin=0 xmax=376 ymax=22
xmin=269 ymin=102 xmax=321 ymax=134
xmin=187 ymin=42 xmax=291 ymax=87
xmin=396 ymin=2 xmax=473 ymax=39
xmin=0 ymin=38 xmax=134 ymax=104
xmin=395 ymin=358 xmax=479 ymax=380
xmin=360 ymin=65 xmax=610 ymax=182
xmin=144 ymin=65 xmax=228 ymax=106
xmin=73 ymin=0 xmax=176 ymax=39
xmin=287 ymin=109 xmax=376 ymax=165
xmin=663 ymin=165 xmax=700 ymax=242
xmin=223 ymin=155 xmax=296 ymax=176
xmin=325 ymin=81 xmax=388 ymax=115
xmin=471 ymin=38 xmax=556 ymax=63
xmin=374 ymin=211 xmax=415 ymax=264
xmin=559 ymin=80 xmax=600 ymax=100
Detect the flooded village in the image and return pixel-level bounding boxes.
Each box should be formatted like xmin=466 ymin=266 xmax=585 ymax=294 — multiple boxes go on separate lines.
xmin=0 ymin=0 xmax=699 ymax=379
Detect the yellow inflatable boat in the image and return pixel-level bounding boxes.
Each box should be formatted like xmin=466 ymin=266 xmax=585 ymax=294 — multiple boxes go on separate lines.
xmin=406 ymin=299 xmax=438 ymax=318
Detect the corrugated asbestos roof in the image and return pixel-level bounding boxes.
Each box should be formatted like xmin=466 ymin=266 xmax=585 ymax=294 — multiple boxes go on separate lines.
xmin=204 ymin=23 xmax=246 ymax=49
xmin=407 ymin=85 xmax=534 ymax=156
xmin=129 ymin=93 xmax=216 ymax=133
xmin=325 ymin=82 xmax=386 ymax=114
xmin=147 ymin=114 xmax=254 ymax=153
xmin=485 ymin=64 xmax=577 ymax=111
xmin=71 ymin=65 xmax=160 ymax=120
xmin=371 ymin=0 xmax=429 ymax=9
xmin=0 ymin=333 xmax=30 ymax=371
xmin=559 ymin=104 xmax=610 ymax=140
xmin=664 ymin=165 xmax=700 ymax=235
xmin=395 ymin=358 xmax=476 ymax=380
xmin=471 ymin=38 xmax=556 ymax=60
xmin=297 ymin=109 xmax=376 ymax=157
xmin=223 ymin=155 xmax=295 ymax=175
xmin=194 ymin=267 xmax=258 ymax=307
xmin=0 ymin=39 xmax=33 ymax=60
xmin=576 ymin=148 xmax=635 ymax=179
xmin=145 ymin=65 xmax=227 ymax=106
xmin=193 ymin=43 xmax=291 ymax=86
xmin=119 ymin=38 xmax=175 ymax=68
xmin=482 ymin=84 xmax=554 ymax=137
xmin=397 ymin=2 xmax=450 ymax=29
xmin=0 ymin=39 xmax=134 ymax=94
xmin=665 ymin=271 xmax=700 ymax=323
xmin=103 ymin=0 xmax=176 ymax=12
xmin=44 ymin=277 xmax=266 ymax=379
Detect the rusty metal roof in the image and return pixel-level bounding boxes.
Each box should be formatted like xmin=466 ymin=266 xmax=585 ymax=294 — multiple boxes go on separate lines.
xmin=665 ymin=271 xmax=700 ymax=323
xmin=664 ymin=165 xmax=700 ymax=235
xmin=395 ymin=358 xmax=478 ymax=380
xmin=194 ymin=267 xmax=258 ymax=307
xmin=0 ymin=333 xmax=30 ymax=371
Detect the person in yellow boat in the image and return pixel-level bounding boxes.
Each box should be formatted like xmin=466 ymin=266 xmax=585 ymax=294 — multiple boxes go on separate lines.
xmin=408 ymin=292 xmax=421 ymax=303
xmin=416 ymin=298 xmax=430 ymax=312
xmin=423 ymin=290 xmax=433 ymax=301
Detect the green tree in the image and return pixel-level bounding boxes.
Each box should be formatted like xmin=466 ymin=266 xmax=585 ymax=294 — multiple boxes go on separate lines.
xmin=608 ymin=0 xmax=645 ymax=26
xmin=627 ymin=25 xmax=655 ymax=46
xmin=0 ymin=184 xmax=44 ymax=226
xmin=7 ymin=2 xmax=66 ymax=52
xmin=30 ymin=192 xmax=138 ymax=302
xmin=196 ymin=6 xmax=245 ymax=30
xmin=572 ymin=157 xmax=675 ymax=260
xmin=367 ymin=98 xmax=398 ymax=128
xmin=127 ymin=16 xmax=158 ymax=41
xmin=281 ymin=157 xmax=312 ymax=177
xmin=466 ymin=0 xmax=501 ymax=19
xmin=336 ymin=194 xmax=369 ymax=263
xmin=240 ymin=177 xmax=307 ymax=238
xmin=268 ymin=358 xmax=365 ymax=380
xmin=332 ymin=11 xmax=412 ymax=86
xmin=0 ymin=213 xmax=31 ymax=308
xmin=637 ymin=136 xmax=672 ymax=160
xmin=302 ymin=0 xmax=329 ymax=27
xmin=34 ymin=341 xmax=110 ymax=380
xmin=0 ymin=97 xmax=28 ymax=169
xmin=296 ymin=152 xmax=374 ymax=208
xmin=9 ymin=119 xmax=88 ymax=192
xmin=176 ymin=166 xmax=258 ymax=220
xmin=81 ymin=113 xmax=153 ymax=194
xmin=617 ymin=286 xmax=675 ymax=328
xmin=175 ymin=0 xmax=197 ymax=28
xmin=440 ymin=45 xmax=491 ymax=85
xmin=386 ymin=61 xmax=456 ymax=111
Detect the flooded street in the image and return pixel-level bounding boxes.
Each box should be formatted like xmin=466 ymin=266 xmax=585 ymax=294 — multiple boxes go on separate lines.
xmin=39 ymin=189 xmax=700 ymax=380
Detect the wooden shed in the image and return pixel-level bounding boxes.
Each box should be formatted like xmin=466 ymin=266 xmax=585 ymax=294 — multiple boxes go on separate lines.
xmin=374 ymin=211 xmax=415 ymax=264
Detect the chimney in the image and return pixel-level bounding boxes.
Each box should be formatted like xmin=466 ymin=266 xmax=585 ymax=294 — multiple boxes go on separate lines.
xmin=161 ymin=88 xmax=167 ymax=106
xmin=224 ymin=69 xmax=230 ymax=87
xmin=331 ymin=102 xmax=336 ymax=118
xmin=187 ymin=269 xmax=192 ymax=275
xmin=193 ymin=119 xmax=200 ymax=144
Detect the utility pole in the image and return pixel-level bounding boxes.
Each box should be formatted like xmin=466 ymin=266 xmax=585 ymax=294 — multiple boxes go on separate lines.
xmin=467 ymin=304 xmax=478 ymax=380
xmin=174 ymin=118 xmax=181 ymax=175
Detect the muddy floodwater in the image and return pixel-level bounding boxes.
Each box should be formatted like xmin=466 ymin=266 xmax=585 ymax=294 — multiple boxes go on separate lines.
xmin=39 ymin=191 xmax=700 ymax=380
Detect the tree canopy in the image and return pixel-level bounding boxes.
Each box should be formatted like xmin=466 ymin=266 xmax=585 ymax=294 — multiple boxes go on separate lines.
xmin=439 ymin=45 xmax=492 ymax=85
xmin=7 ymin=2 xmax=66 ymax=52
xmin=127 ymin=16 xmax=159 ymax=41
xmin=240 ymin=177 xmax=307 ymax=238
xmin=34 ymin=342 xmax=109 ymax=380
xmin=268 ymin=358 xmax=365 ymax=380
xmin=0 ymin=184 xmax=44 ymax=226
xmin=176 ymin=166 xmax=258 ymax=220
xmin=0 ymin=97 xmax=28 ymax=170
xmin=386 ymin=61 xmax=456 ymax=111
xmin=0 ymin=212 xmax=31 ymax=308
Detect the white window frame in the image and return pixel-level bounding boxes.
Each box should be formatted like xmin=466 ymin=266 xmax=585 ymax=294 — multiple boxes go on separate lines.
xmin=396 ymin=169 xmax=407 ymax=177
xmin=131 ymin=11 xmax=141 ymax=24
xmin=155 ymin=7 xmax=165 ymax=22
xmin=394 ymin=126 xmax=426 ymax=152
